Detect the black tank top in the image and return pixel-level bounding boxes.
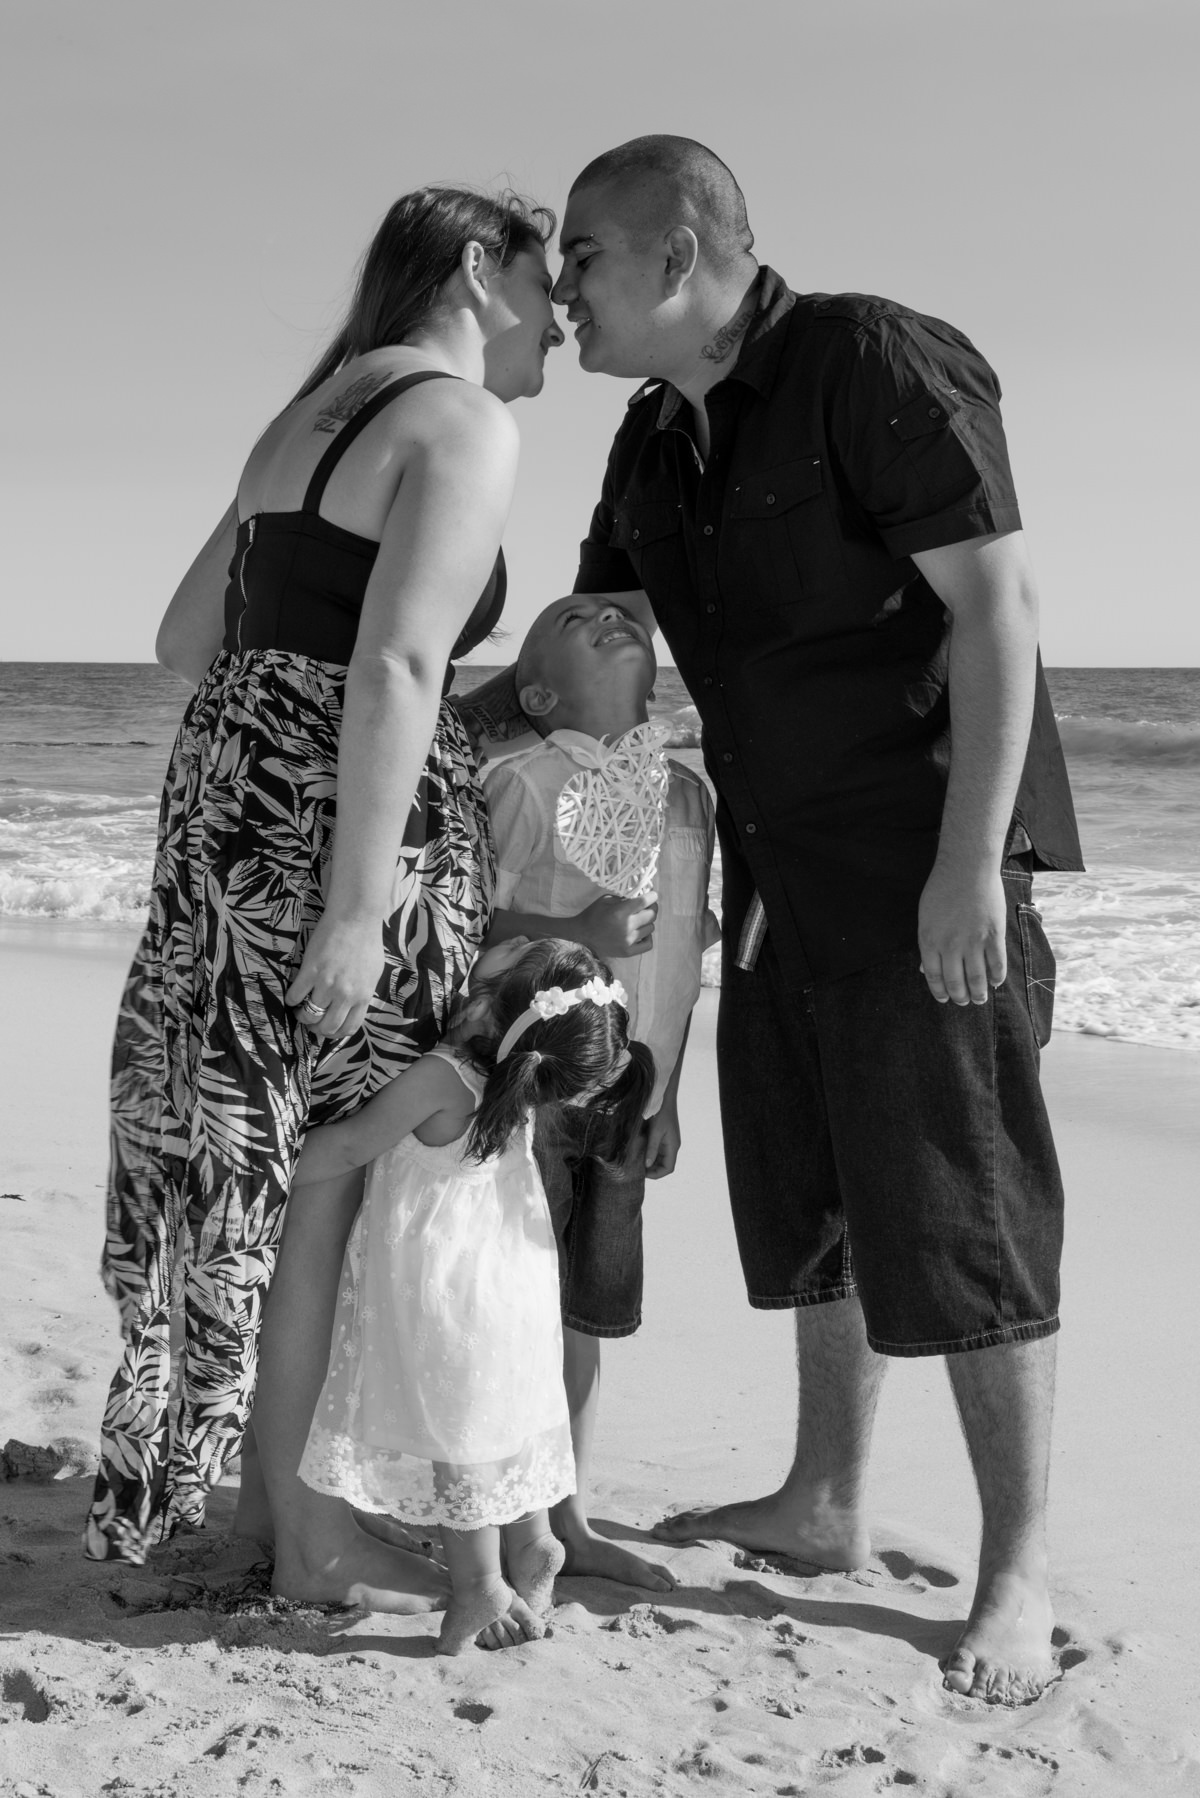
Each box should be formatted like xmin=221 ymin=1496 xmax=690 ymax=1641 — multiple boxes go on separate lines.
xmin=222 ymin=370 xmax=506 ymax=680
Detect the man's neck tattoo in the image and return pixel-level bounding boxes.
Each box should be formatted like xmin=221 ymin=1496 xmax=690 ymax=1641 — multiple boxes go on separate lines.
xmin=699 ymin=301 xmax=755 ymax=365
xmin=312 ymin=370 xmax=393 ymax=435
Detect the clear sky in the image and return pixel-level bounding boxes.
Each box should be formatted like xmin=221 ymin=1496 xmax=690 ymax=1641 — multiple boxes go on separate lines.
xmin=3 ymin=0 xmax=1196 ymax=665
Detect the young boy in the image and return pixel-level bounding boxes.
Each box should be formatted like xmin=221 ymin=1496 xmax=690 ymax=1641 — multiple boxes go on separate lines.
xmin=481 ymin=593 xmax=718 ymax=1591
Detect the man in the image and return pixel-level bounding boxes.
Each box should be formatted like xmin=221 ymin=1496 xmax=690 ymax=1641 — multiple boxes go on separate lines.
xmin=548 ymin=135 xmax=1082 ymax=1706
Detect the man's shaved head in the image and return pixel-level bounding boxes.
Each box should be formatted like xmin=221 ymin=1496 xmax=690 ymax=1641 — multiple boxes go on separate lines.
xmin=569 ymin=135 xmax=754 ymax=276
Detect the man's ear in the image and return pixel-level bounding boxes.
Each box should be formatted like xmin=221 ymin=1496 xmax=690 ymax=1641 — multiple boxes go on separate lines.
xmin=518 ymin=679 xmax=558 ymax=723
xmin=662 ymin=225 xmax=699 ymax=298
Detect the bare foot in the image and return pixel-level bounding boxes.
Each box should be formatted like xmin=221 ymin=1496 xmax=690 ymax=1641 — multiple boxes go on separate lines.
xmin=438 ymin=1579 xmax=545 ymax=1656
xmin=652 ymin=1489 xmax=869 ymax=1572
xmin=506 ymin=1530 xmax=566 ymax=1614
xmin=233 ymin=1497 xmax=430 ymax=1560
xmin=558 ymin=1522 xmax=676 ymax=1593
xmin=273 ymin=1520 xmax=450 ymax=1614
xmin=942 ymin=1561 xmax=1056 ymax=1705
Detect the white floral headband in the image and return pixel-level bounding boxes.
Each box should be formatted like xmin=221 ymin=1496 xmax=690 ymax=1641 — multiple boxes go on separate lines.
xmin=495 ymin=976 xmax=628 ymax=1064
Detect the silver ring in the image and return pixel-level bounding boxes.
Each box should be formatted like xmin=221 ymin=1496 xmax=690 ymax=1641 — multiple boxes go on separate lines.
xmin=298 ymin=997 xmax=327 ymax=1021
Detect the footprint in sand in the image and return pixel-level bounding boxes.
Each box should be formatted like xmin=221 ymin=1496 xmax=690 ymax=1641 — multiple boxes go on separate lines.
xmin=1051 ymin=1625 xmax=1089 ymax=1674
xmin=603 ymin=1603 xmax=703 ymax=1639
xmin=822 ymin=1743 xmax=888 ymax=1768
xmin=876 ymin=1548 xmax=960 ymax=1588
xmin=452 ymin=1701 xmax=494 ymax=1724
xmin=1 ymin=1668 xmax=53 ymax=1723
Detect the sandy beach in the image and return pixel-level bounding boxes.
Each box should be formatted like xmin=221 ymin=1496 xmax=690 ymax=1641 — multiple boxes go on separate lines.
xmin=1 ymin=919 xmax=1197 ymax=1796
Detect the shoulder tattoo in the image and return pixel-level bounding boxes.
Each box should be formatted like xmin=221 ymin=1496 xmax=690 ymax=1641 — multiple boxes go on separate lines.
xmin=312 ymin=370 xmax=394 ymax=434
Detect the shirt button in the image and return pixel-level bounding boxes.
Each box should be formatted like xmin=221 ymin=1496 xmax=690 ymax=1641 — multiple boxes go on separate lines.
xmin=765 ymin=494 xmax=776 ymax=506
xmin=928 ymin=407 xmax=941 ymax=418
xmin=703 ymin=524 xmax=714 ymax=536
xmin=705 ymin=603 xmax=716 ymax=614
xmin=632 ymin=528 xmax=640 ymax=540
xmin=722 ymin=751 xmax=733 ymax=763
xmin=703 ymin=676 xmax=714 ymax=688
xmin=745 ymin=822 xmax=757 ymax=834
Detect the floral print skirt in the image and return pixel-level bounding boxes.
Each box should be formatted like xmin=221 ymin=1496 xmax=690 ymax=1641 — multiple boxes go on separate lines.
xmin=84 ymin=650 xmax=493 ymax=1563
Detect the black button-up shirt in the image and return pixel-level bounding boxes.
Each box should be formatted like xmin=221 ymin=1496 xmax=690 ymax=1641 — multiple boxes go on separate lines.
xmin=574 ymin=267 xmax=1083 ymax=986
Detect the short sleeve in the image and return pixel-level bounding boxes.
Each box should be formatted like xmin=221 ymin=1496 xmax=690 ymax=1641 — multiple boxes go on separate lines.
xmin=831 ymin=312 xmax=1023 ymax=559
xmin=574 ymin=453 xmax=640 ymax=595
xmin=482 ymin=760 xmax=548 ymax=910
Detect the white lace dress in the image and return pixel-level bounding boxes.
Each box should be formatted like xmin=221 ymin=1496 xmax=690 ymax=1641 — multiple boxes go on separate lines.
xmin=298 ymin=1052 xmax=575 ymax=1529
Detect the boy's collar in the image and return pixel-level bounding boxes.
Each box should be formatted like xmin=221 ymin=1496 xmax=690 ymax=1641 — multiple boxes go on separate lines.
xmin=545 ymin=724 xmax=652 ymax=753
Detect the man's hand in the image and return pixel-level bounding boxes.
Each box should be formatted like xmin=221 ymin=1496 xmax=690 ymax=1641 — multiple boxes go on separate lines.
xmin=575 ymin=891 xmax=658 ymax=960
xmin=644 ymin=1097 xmax=681 ymax=1178
xmin=917 ymin=859 xmax=1007 ymax=1005
xmin=909 ymin=532 xmax=1040 ymax=1007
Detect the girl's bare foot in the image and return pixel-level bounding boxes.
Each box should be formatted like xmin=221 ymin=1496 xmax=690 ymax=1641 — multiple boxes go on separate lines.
xmin=438 ymin=1578 xmax=545 ymax=1656
xmin=505 ymin=1528 xmax=565 ymax=1614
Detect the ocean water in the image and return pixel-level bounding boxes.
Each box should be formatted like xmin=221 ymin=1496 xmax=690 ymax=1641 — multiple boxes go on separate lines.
xmin=2 ymin=662 xmax=1198 ymax=1051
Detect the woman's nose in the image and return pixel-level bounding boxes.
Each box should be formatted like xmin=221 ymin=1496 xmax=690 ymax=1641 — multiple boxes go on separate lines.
xmin=545 ymin=318 xmax=565 ymax=348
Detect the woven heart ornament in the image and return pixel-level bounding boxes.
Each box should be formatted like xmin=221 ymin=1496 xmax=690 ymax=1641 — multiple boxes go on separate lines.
xmin=554 ymin=722 xmax=671 ymax=899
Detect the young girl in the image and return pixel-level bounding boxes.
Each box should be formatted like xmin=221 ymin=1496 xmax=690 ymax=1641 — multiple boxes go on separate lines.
xmin=294 ymin=935 xmax=653 ymax=1654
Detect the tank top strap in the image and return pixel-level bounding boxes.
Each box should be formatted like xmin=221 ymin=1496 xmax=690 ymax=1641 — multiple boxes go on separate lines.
xmin=301 ymin=369 xmax=459 ymax=516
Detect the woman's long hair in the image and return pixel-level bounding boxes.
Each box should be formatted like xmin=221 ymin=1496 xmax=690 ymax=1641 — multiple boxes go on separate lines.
xmin=462 ymin=939 xmax=654 ymax=1165
xmin=292 ymin=186 xmax=556 ymax=404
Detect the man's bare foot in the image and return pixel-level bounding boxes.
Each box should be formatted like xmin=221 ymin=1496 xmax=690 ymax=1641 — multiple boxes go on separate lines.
xmin=652 ymin=1488 xmax=869 ymax=1572
xmin=558 ymin=1520 xmax=677 ymax=1592
xmin=272 ymin=1520 xmax=450 ymax=1613
xmin=438 ymin=1579 xmax=545 ymax=1656
xmin=505 ymin=1530 xmax=566 ymax=1614
xmin=942 ymin=1561 xmax=1056 ymax=1706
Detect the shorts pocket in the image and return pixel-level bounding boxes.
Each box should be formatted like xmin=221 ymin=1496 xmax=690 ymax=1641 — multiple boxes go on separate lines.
xmin=1017 ymin=901 xmax=1056 ymax=1048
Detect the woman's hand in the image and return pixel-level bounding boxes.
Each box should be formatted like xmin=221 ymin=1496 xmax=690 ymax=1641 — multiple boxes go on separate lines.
xmin=284 ymin=912 xmax=384 ymax=1039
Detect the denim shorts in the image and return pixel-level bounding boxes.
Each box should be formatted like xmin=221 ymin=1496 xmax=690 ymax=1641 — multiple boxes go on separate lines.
xmin=717 ymin=870 xmax=1064 ymax=1356
xmin=533 ymin=1109 xmax=648 ymax=1338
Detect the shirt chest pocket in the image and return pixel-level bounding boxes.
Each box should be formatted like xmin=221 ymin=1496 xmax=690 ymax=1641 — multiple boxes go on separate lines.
xmin=612 ymin=502 xmax=684 ymax=586
xmin=664 ymin=825 xmax=709 ymax=915
xmin=727 ymin=457 xmax=838 ymax=608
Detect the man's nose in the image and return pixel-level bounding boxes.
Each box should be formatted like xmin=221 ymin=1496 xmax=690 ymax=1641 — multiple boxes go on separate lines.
xmin=551 ymin=269 xmax=574 ymax=306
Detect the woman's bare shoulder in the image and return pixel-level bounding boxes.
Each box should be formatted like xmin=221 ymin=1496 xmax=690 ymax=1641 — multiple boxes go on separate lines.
xmin=399 ymin=375 xmax=516 ymax=446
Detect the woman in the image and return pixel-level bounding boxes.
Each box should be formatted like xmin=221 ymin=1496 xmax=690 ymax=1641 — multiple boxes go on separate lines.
xmin=86 ymin=187 xmax=563 ymax=1605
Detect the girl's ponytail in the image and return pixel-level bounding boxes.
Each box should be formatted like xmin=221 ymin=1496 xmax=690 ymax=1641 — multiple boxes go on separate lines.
xmin=466 ymin=1046 xmax=548 ymax=1164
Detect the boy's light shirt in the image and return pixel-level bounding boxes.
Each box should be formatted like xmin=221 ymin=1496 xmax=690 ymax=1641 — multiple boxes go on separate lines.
xmin=484 ymin=728 xmax=720 ymax=1117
